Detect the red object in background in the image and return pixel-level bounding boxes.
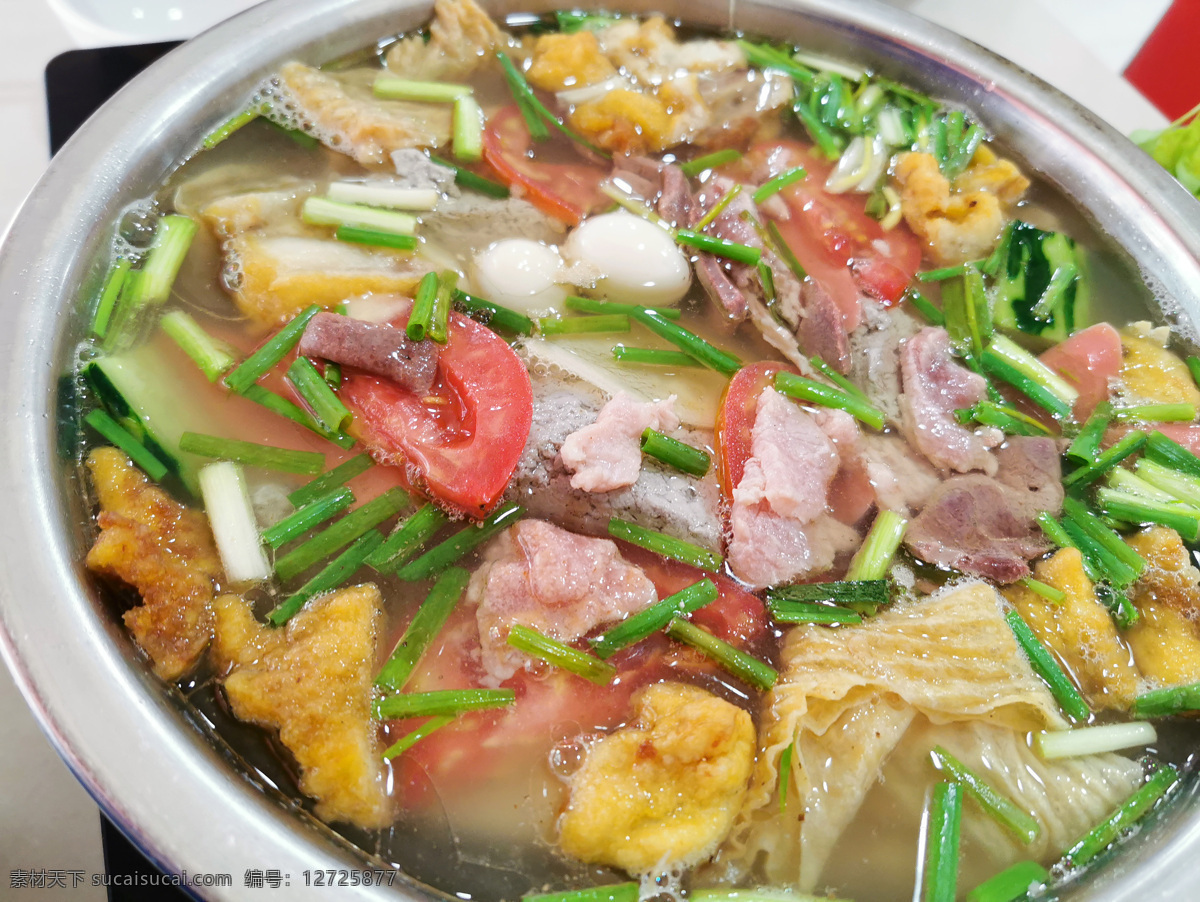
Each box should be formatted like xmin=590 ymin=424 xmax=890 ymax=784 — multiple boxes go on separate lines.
xmin=1124 ymin=0 xmax=1200 ymax=121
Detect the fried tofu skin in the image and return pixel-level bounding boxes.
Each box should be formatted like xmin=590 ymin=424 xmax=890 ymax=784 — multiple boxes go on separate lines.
xmin=893 ymin=148 xmax=1030 ymax=266
xmin=558 ymin=681 xmax=754 ymax=874
xmin=1004 ymin=548 xmax=1140 ymax=710
xmin=212 ymin=586 xmax=391 ymax=829
xmin=1125 ymin=528 xmax=1200 ymax=687
xmin=1118 ymin=328 xmax=1200 ymax=407
xmin=384 ymin=0 xmax=507 ymax=82
xmin=85 ymin=447 xmax=220 ymax=681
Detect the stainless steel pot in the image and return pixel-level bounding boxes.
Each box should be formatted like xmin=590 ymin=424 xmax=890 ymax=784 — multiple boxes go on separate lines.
xmin=2 ymin=0 xmax=1199 ymax=898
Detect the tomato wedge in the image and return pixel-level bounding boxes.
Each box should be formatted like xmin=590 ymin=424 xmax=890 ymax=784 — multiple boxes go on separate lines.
xmin=482 ymin=105 xmax=609 ymax=226
xmin=1039 ymin=323 xmax=1121 ymax=421
xmin=341 ymin=310 xmax=532 ymax=519
xmin=714 ymin=361 xmax=798 ymax=500
xmin=747 ymin=141 xmax=922 ymax=319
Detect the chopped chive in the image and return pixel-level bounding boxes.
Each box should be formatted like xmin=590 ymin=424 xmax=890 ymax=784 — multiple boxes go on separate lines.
xmin=1037 ymin=512 xmax=1075 ymax=551
xmin=809 ymin=356 xmax=870 ymax=405
xmin=266 ymin=529 xmax=384 ymax=625
xmin=1107 ymin=466 xmax=1176 ymax=503
xmin=1188 ymin=355 xmax=1200 ymax=389
xmin=1005 ymin=609 xmax=1090 ymax=721
xmin=590 ymin=579 xmax=718 ymax=659
xmin=846 ymin=510 xmax=908 ymax=581
xmin=600 ymin=182 xmax=665 ymax=224
xmin=981 ymin=336 xmax=1077 ymax=420
xmin=640 ymin=428 xmax=711 ymax=477
xmin=1114 ymin=402 xmax=1196 ymax=423
xmin=382 ymin=714 xmax=454 ymax=761
xmin=753 ymin=166 xmax=807 ymax=204
xmin=159 ymin=310 xmax=238 ymax=382
xmin=375 ymin=567 xmax=470 ymax=691
xmin=274 ymin=487 xmax=409 ymax=582
xmin=918 ymin=263 xmax=976 ymax=282
xmin=679 ymin=149 xmax=742 ymax=177
xmin=766 ymin=600 xmax=862 ymax=625
xmin=942 ymin=266 xmax=991 ymax=361
xmin=1131 ymin=679 xmax=1200 ymax=718
xmin=1145 ymin=429 xmax=1200 ymax=477
xmin=327 ymin=182 xmax=440 ymax=211
xmin=1019 ymin=577 xmax=1065 ymax=604
xmin=793 ymin=97 xmax=844 ymax=159
xmin=981 ymin=221 xmax=1015 ymax=277
xmin=766 ymin=579 xmax=890 ymax=615
xmin=612 ymin=346 xmax=701 ymax=367
xmin=1095 ymin=487 xmax=1200 ymax=542
xmin=429 ymin=154 xmax=510 ymax=198
xmin=84 ymin=409 xmax=169 ymax=481
xmin=396 ymin=502 xmax=524 ymax=581
xmin=452 ymin=94 xmax=484 ymax=162
xmin=224 ymin=305 xmax=322 ymax=394
xmin=1067 ymin=401 xmax=1114 ymax=462
xmin=565 ymin=295 xmax=681 ymax=320
xmin=495 ymin=52 xmax=607 ymax=156
xmin=428 ymin=270 xmax=457 ymax=344
xmin=406 ymin=271 xmax=440 ymax=342
xmin=1058 ymin=515 xmax=1137 ymax=587
xmin=764 ymin=219 xmax=807 ymax=280
xmin=779 ymin=741 xmax=794 ymax=812
xmin=262 ymin=118 xmax=320 ymax=148
xmin=774 ymin=371 xmax=886 ymax=431
xmin=943 ymin=122 xmax=983 ymax=179
xmin=91 ymin=258 xmax=131 ymax=338
xmin=178 ymin=432 xmax=325 ymax=475
xmin=287 ymin=356 xmax=352 ymax=433
xmin=301 ymin=197 xmax=417 ymax=236
xmin=261 ymin=487 xmax=354 ymax=549
xmin=693 ymin=183 xmax=743 ymax=232
xmin=287 ymin=453 xmax=374 ymax=507
xmin=675 ymin=229 xmax=762 ymax=266
xmin=373 ymin=76 xmax=470 ymax=102
xmin=1062 ymin=497 xmax=1147 ymax=578
xmin=1061 ymin=764 xmax=1178 ymax=868
xmin=1034 ymin=722 xmax=1158 ymax=759
xmin=242 ymin=385 xmax=355 ymax=449
xmin=607 ymin=517 xmax=723 ymax=572
xmin=962 ymin=401 xmax=1053 ymax=437
xmin=665 ymin=617 xmax=777 ymax=690
xmin=1063 ymin=431 xmax=1147 ymax=487
xmin=757 ymin=259 xmax=776 ymax=304
xmin=523 ymin=883 xmax=639 ymax=902
xmin=335 ymin=225 xmax=418 ymax=250
xmin=453 ymin=289 xmax=534 ymax=335
xmin=324 ymin=362 xmax=342 ymax=390
xmin=202 ymin=107 xmax=259 ymax=150
xmin=508 ymin=623 xmax=617 ymax=685
xmin=1094 ymin=581 xmax=1140 ymax=629
xmin=905 ymin=288 xmax=945 ymax=326
xmin=922 ymin=781 xmax=963 ymax=902
xmin=930 ymin=746 xmax=1040 ymax=844
xmin=367 ymin=502 xmax=449 ymax=573
xmin=538 ymin=314 xmax=631 ymax=336
xmin=737 ymin=40 xmax=815 ymax=86
xmin=965 ymin=861 xmax=1048 ymax=902
xmin=1030 ymin=262 xmax=1078 ymax=322
xmin=629 ymin=308 xmax=742 ymax=376
xmin=135 ymin=215 xmax=199 ymax=308
xmin=374 ymin=688 xmax=516 ymax=720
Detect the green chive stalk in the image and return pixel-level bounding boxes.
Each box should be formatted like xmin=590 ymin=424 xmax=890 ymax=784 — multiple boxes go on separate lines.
xmin=845 ymin=510 xmax=908 ymax=580
xmin=178 ymin=432 xmax=325 ymax=475
xmin=1005 ymin=609 xmax=1090 ymax=721
xmin=381 ymin=714 xmax=454 ymax=761
xmin=266 ymin=530 xmax=384 ymax=625
xmin=288 ymin=453 xmax=374 ymax=507
xmin=453 ymin=290 xmax=534 ymax=336
xmin=407 ymin=271 xmax=440 ymax=342
xmin=1131 ymin=680 xmax=1200 ymax=718
xmin=90 ymin=258 xmax=131 ymax=338
xmin=396 ymin=503 xmax=524 ymax=581
xmin=242 ymin=385 xmax=355 ymax=449
xmin=565 ymin=295 xmax=681 ymax=320
xmin=507 ymin=624 xmax=617 ymax=685
xmin=1145 ymin=429 xmax=1200 ymax=478
xmin=261 ymin=487 xmax=355 ymax=549
xmin=766 ymin=600 xmax=862 ymax=625
xmin=611 ymin=346 xmax=701 ymax=367
xmin=679 ymin=149 xmax=742 ymax=177
xmin=225 ymin=305 xmax=322 ymax=394
xmin=429 ymin=155 xmax=510 ymax=198
xmin=922 ymin=781 xmax=963 ymax=902
xmin=930 ymin=746 xmax=1041 ymax=843
xmin=752 ymin=166 xmax=807 ymax=204
xmin=1066 ymin=401 xmax=1114 ymax=462
xmin=367 ymin=502 xmax=450 ymax=573
xmin=335 ymin=226 xmax=418 ymax=250
xmin=523 ymin=884 xmax=639 ymax=902
xmin=590 ymin=579 xmax=718 ymax=659
xmin=1062 ymin=431 xmax=1147 ymax=487
xmin=607 ymin=518 xmax=723 ymax=572
xmin=1095 ymin=488 xmax=1200 ymax=542
xmin=628 ymin=308 xmax=742 ymax=376
xmin=538 ymin=314 xmax=631 ymax=336
xmin=1061 ymin=765 xmax=1178 ymax=868
xmin=665 ymin=618 xmax=778 ymax=690
xmin=159 ymin=310 xmax=238 ymax=382
xmin=1113 ymin=403 xmax=1196 ymax=423
xmin=640 ymin=429 xmax=711 ymax=477
xmin=965 ymin=861 xmax=1048 ymax=902
xmin=84 ymin=410 xmax=169 ymax=482
xmin=774 ymin=372 xmax=886 ymax=431
xmin=287 ymin=356 xmax=352 ymax=433
xmin=374 ymin=688 xmax=516 ymax=720
xmin=675 ymin=229 xmax=762 ymax=266
xmin=375 ymin=567 xmax=471 ymax=691
xmin=274 ymin=487 xmax=409 ymax=582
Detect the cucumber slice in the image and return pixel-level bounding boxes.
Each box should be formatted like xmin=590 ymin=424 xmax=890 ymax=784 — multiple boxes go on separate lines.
xmin=991 ymin=220 xmax=1089 ymax=342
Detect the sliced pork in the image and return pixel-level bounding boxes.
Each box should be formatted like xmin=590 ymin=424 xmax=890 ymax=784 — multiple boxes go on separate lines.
xmin=469 ymin=520 xmax=659 ymax=683
xmin=899 ymin=326 xmax=1001 ymax=474
xmin=299 ymin=312 xmax=439 ymax=394
xmin=905 ymin=437 xmax=1062 ymax=583
xmin=848 ymin=301 xmax=923 ymax=426
xmin=560 ymin=392 xmax=680 ymax=493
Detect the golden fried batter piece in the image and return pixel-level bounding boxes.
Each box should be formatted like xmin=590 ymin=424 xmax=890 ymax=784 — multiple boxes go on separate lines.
xmin=212 ymin=587 xmax=392 ymax=829
xmin=1003 ymin=548 xmax=1140 ymax=710
xmin=1125 ymin=527 xmax=1200 ymax=687
xmin=384 ymin=0 xmax=507 ymax=82
xmin=558 ymin=681 xmax=754 ymax=874
xmin=1118 ymin=328 xmax=1200 ymax=407
xmin=526 ymin=31 xmax=616 ymax=91
xmin=85 ymin=447 xmax=220 ymax=681
xmin=893 ymin=147 xmax=1030 ymax=266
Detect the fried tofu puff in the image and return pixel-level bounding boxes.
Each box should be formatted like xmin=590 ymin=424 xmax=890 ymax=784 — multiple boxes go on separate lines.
xmin=1125 ymin=528 xmax=1200 ymax=687
xmin=893 ymin=147 xmax=1030 ymax=266
xmin=558 ymin=682 xmax=755 ymax=874
xmin=85 ymin=447 xmax=221 ymax=681
xmin=212 ymin=586 xmax=392 ymax=829
xmin=1118 ymin=326 xmax=1200 ymax=407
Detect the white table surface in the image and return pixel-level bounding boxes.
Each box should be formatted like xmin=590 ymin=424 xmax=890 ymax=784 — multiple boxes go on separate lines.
xmin=0 ymin=0 xmax=1170 ymax=895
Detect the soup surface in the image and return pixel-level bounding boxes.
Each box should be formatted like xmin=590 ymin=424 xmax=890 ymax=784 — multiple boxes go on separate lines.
xmin=73 ymin=3 xmax=1200 ymax=900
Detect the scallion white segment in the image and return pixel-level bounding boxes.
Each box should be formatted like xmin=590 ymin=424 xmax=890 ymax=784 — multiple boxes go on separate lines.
xmin=1034 ymin=722 xmax=1158 ymax=760
xmin=327 ymin=181 xmax=439 ymax=211
xmin=373 ymin=75 xmax=471 ymax=102
xmin=301 ymin=196 xmax=418 ymax=235
xmin=199 ymin=461 xmax=271 ymax=584
xmin=452 ymin=94 xmax=484 ymax=163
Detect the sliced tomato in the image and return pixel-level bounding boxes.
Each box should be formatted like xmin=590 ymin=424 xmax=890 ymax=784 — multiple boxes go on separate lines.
xmin=1039 ymin=323 xmax=1121 ymax=421
xmin=746 ymin=141 xmax=922 ymax=320
xmin=341 ymin=310 xmax=532 ymax=519
xmin=714 ymin=361 xmax=798 ymax=500
xmin=481 ymin=105 xmax=609 ymax=226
